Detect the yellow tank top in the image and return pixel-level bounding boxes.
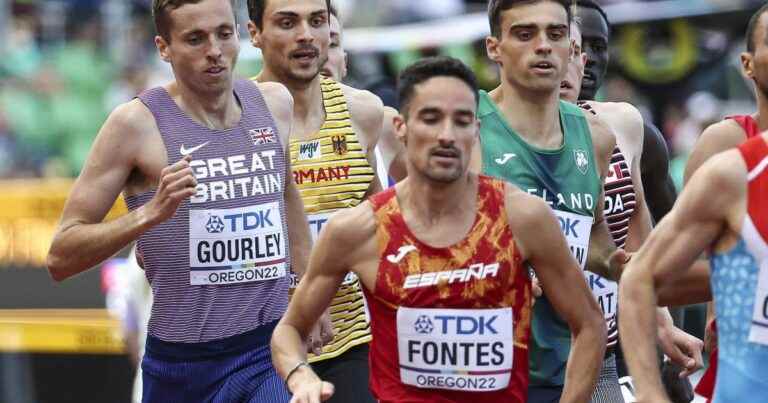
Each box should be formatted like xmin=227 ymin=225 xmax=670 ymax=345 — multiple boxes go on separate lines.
xmin=289 ymin=78 xmax=375 ymax=362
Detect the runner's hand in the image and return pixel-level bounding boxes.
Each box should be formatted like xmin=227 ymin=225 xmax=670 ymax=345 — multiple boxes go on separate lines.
xmin=658 ymin=325 xmax=704 ymax=378
xmin=288 ymin=366 xmax=335 ymax=403
xmin=143 ymin=156 xmax=197 ymax=225
xmin=607 ymin=249 xmax=631 ymax=281
xmin=307 ymin=310 xmax=334 ymax=355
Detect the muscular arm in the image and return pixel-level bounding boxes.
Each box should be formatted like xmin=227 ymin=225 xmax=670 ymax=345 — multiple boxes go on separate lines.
xmin=619 ymin=151 xmax=745 ymax=402
xmin=508 ymin=187 xmax=606 ymax=403
xmin=271 ymin=203 xmax=376 ymax=393
xmin=47 ymin=101 xmax=186 ymax=281
xmin=261 ymin=83 xmax=312 ymax=278
xmin=584 ymin=113 xmax=622 ymax=280
xmin=641 ymin=122 xmax=677 ymax=224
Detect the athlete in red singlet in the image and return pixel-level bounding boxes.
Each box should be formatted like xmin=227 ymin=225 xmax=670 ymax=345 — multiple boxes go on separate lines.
xmin=683 ymin=6 xmax=768 ymax=400
xmin=270 ymin=57 xmax=606 ymax=403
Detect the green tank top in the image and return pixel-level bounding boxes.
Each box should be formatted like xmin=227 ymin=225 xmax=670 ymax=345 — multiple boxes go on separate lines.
xmin=478 ymin=90 xmax=602 ymax=386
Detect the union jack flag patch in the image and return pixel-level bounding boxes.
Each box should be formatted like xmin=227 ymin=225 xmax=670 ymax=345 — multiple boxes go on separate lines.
xmin=249 ymin=127 xmax=277 ymax=145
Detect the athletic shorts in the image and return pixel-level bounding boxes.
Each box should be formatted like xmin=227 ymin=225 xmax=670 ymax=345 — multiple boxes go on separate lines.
xmin=141 ymin=321 xmax=289 ymax=403
xmin=312 ymin=343 xmax=375 ymax=403
xmin=528 ymin=384 xmax=563 ymax=403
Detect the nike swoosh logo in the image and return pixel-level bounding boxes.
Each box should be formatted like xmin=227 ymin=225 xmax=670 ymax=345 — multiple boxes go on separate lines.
xmin=180 ymin=141 xmax=210 ymax=156
xmin=387 ymin=245 xmax=417 ymax=264
xmin=495 ymin=153 xmax=517 ymax=165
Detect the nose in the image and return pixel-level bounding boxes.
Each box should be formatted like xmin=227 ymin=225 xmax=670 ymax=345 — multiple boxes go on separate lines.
xmin=296 ymin=20 xmax=315 ymax=44
xmin=436 ymin=121 xmax=458 ymax=146
xmin=534 ymin=32 xmax=553 ymax=56
xmin=207 ymin=36 xmax=223 ymax=61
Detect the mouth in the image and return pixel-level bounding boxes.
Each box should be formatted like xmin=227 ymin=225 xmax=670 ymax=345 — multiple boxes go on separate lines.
xmin=320 ymin=68 xmax=332 ymax=78
xmin=560 ymin=80 xmax=573 ymax=90
xmin=531 ymin=61 xmax=556 ymax=73
xmin=290 ymin=48 xmax=319 ymax=64
xmin=582 ymin=72 xmax=596 ymax=86
xmin=431 ymin=149 xmax=460 ymax=160
xmin=205 ymin=66 xmax=226 ymax=75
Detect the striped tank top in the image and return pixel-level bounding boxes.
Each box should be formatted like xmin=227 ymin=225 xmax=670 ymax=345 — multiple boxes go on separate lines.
xmin=364 ymin=176 xmax=531 ymax=403
xmin=125 ymin=80 xmax=290 ymax=343
xmin=289 ymin=78 xmax=376 ymax=362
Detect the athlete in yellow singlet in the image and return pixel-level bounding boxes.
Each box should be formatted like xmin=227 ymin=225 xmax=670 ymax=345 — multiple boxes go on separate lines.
xmin=247 ymin=1 xmax=390 ymax=402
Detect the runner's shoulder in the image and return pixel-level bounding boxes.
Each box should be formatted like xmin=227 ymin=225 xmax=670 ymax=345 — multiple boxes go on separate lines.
xmin=339 ymin=84 xmax=385 ymax=134
xmin=322 ymin=200 xmax=377 ymax=245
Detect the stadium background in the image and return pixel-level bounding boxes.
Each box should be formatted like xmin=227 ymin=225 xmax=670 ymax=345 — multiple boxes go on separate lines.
xmin=0 ymin=0 xmax=765 ymax=401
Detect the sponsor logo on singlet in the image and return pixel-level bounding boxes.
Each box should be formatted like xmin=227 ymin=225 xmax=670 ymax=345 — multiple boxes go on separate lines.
xmin=189 ymin=202 xmax=286 ymax=286
xmin=403 ymin=263 xmax=500 ymax=289
xmin=298 ymin=139 xmax=323 ymax=161
xmin=397 ymin=307 xmax=513 ymax=392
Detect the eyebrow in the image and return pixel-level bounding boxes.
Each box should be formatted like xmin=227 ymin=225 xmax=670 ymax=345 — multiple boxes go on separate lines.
xmin=510 ymin=23 xmax=568 ymax=30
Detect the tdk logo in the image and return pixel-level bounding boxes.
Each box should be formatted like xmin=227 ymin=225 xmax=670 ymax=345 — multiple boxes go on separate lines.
xmin=432 ymin=315 xmax=498 ymax=335
xmin=414 ymin=315 xmax=434 ymax=334
xmin=222 ymin=210 xmax=274 ymax=232
xmin=557 ymin=216 xmax=581 ymax=238
xmin=205 ymin=216 xmax=225 ymax=233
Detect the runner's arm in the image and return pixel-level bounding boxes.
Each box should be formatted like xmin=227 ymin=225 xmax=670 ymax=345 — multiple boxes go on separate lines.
xmin=641 ymin=121 xmax=677 ymax=224
xmin=261 ymin=83 xmax=312 ymax=278
xmin=619 ymin=152 xmax=744 ymax=402
xmin=47 ymin=100 xmax=189 ymax=281
xmin=271 ymin=204 xmax=372 ymax=395
xmin=508 ymin=188 xmax=606 ymax=403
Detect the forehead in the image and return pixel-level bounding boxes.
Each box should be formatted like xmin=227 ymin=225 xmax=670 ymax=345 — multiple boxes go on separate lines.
xmin=265 ymin=0 xmax=328 ymax=17
xmin=168 ymin=0 xmax=235 ymax=35
xmin=410 ymin=76 xmax=476 ymax=113
xmin=576 ymin=7 xmax=608 ymax=39
xmin=756 ymin=12 xmax=768 ymax=50
xmin=499 ymin=1 xmax=568 ymax=29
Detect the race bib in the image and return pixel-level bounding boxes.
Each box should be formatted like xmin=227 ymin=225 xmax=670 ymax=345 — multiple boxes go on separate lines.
xmin=189 ymin=203 xmax=286 ymax=285
xmin=397 ymin=307 xmax=513 ymax=392
xmin=289 ymin=212 xmax=353 ymax=289
xmin=553 ymin=210 xmax=594 ymax=270
xmin=585 ymin=272 xmax=618 ymax=326
xmin=748 ymin=260 xmax=768 ymax=346
xmin=619 ymin=376 xmax=636 ymax=402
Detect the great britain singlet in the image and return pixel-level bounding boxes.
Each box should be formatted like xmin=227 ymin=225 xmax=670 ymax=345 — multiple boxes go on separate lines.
xmin=708 ymin=134 xmax=768 ymax=402
xmin=363 ymin=176 xmax=531 ymax=403
xmin=289 ymin=78 xmax=376 ymax=362
xmin=478 ymin=92 xmax=602 ymax=386
xmin=126 ymin=80 xmax=290 ymax=343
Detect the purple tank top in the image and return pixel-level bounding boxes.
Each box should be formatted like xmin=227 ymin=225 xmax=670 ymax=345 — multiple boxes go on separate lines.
xmin=126 ymin=79 xmax=290 ymax=343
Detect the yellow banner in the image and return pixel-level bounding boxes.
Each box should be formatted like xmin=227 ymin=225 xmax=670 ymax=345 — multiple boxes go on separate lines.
xmin=0 ymin=309 xmax=125 ymax=354
xmin=0 ymin=180 xmax=127 ymax=267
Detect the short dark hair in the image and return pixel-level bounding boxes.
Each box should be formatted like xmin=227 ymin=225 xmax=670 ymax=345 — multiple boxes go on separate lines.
xmin=153 ymin=0 xmax=237 ymax=42
xmin=746 ymin=3 xmax=768 ymax=53
xmin=247 ymin=0 xmax=332 ymax=29
xmin=329 ymin=2 xmax=338 ymax=19
xmin=488 ymin=0 xmax=572 ymax=38
xmin=397 ymin=56 xmax=479 ymax=117
xmin=574 ymin=0 xmax=610 ymax=29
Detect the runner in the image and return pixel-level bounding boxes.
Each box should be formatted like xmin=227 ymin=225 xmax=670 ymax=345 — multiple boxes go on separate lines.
xmin=682 ymin=4 xmax=768 ymax=401
xmin=472 ymin=1 xmax=623 ymax=401
xmin=47 ymin=1 xmax=310 ymax=401
xmin=561 ymin=19 xmax=703 ymax=403
xmin=320 ymin=5 xmax=347 ymax=81
xmin=619 ymin=130 xmax=768 ymax=402
xmin=271 ymin=56 xmax=606 ymax=403
xmin=247 ymin=1 xmax=386 ymax=402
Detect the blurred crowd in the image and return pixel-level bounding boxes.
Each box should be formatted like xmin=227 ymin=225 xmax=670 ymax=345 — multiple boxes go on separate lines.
xmin=0 ymin=0 xmax=762 ymax=180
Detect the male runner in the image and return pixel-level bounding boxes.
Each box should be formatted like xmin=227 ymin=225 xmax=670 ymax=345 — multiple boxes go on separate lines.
xmin=46 ymin=1 xmax=310 ymax=401
xmin=473 ymin=1 xmax=622 ymax=401
xmin=681 ymin=5 xmax=768 ymax=401
xmin=619 ymin=130 xmax=768 ymax=402
xmin=575 ymin=0 xmax=677 ymax=226
xmin=560 ymin=20 xmax=703 ymax=402
xmin=272 ymin=55 xmax=606 ymax=403
xmin=247 ymin=1 xmax=386 ymax=402
xmin=320 ymin=6 xmax=346 ymax=81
